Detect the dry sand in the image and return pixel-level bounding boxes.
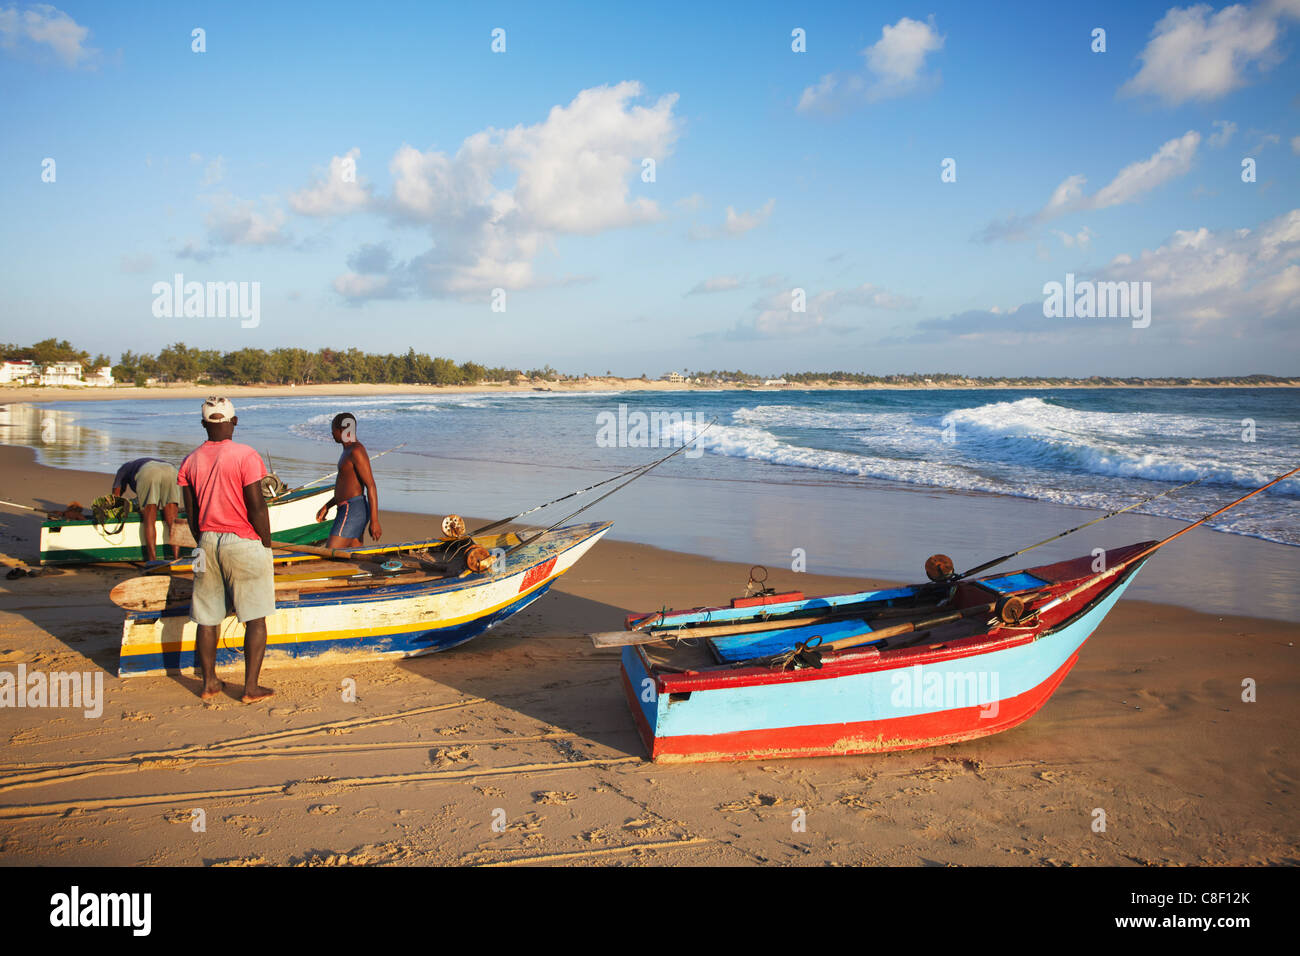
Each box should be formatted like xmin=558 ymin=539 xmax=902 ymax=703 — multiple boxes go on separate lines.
xmin=0 ymin=445 xmax=1296 ymax=866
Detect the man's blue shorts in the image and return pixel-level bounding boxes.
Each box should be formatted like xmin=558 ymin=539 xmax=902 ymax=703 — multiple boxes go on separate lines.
xmin=330 ymin=493 xmax=369 ymax=539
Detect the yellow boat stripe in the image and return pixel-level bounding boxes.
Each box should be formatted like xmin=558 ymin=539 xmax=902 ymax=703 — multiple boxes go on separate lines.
xmin=121 ymin=564 xmax=576 ymax=658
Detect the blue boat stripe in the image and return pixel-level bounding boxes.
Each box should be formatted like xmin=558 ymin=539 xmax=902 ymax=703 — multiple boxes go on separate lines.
xmin=118 ymin=584 xmax=553 ymax=676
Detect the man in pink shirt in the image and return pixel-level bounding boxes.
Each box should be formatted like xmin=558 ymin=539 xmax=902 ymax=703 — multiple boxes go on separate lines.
xmin=177 ymin=397 xmax=275 ymax=703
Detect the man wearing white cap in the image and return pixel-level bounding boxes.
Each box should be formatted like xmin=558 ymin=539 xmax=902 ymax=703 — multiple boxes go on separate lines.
xmin=177 ymin=396 xmax=276 ymax=703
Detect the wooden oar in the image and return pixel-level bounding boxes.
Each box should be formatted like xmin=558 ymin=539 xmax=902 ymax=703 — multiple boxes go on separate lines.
xmin=590 ymin=597 xmax=952 ymax=648
xmin=733 ymin=594 xmax=1047 ymax=670
xmin=111 ymin=563 xmax=429 ymax=612
xmin=591 ymin=611 xmax=853 ymax=648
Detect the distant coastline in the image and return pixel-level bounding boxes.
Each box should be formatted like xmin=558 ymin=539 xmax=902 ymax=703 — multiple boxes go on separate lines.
xmin=1 ymin=375 xmax=1297 ymax=405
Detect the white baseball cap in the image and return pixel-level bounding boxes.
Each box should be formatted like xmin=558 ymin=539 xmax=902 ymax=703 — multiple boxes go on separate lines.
xmin=201 ymin=396 xmax=235 ymax=423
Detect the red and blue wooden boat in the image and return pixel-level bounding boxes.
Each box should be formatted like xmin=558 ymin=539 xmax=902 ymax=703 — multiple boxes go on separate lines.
xmin=605 ymin=468 xmax=1299 ymax=762
xmin=613 ymin=542 xmax=1152 ymax=762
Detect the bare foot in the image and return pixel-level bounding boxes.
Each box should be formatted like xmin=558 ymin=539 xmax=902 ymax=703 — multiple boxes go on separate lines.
xmin=200 ymin=680 xmax=226 ymax=700
xmin=242 ymin=685 xmax=274 ymax=703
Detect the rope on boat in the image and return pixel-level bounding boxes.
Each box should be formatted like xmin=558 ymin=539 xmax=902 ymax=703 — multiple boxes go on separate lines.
xmin=90 ymin=494 xmax=131 ymax=535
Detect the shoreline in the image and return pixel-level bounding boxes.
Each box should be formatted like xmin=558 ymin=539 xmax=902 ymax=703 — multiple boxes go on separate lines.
xmin=0 ymin=445 xmax=1296 ymax=866
xmin=3 ymin=379 xmax=1298 ymax=405
xmin=2 ymin=403 xmax=1297 ymax=621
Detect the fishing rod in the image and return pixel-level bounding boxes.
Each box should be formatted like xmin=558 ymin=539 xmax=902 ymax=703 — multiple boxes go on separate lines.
xmin=954 ymin=476 xmax=1204 ymax=581
xmin=291 ymin=442 xmax=407 ymax=492
xmin=1036 ymin=465 xmax=1300 ymax=614
xmin=470 ymin=433 xmax=714 ymax=537
xmin=0 ymin=498 xmax=42 ymax=513
xmin=502 ymin=419 xmax=717 ymax=557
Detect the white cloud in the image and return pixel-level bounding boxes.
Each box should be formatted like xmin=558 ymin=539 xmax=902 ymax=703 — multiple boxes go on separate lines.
xmin=204 ymin=194 xmax=289 ymax=246
xmin=867 ymin=16 xmax=945 ymax=86
xmin=200 ymin=155 xmax=225 ymax=186
xmin=1209 ymin=119 xmax=1237 ymax=147
xmin=0 ymin=3 xmax=97 ymax=68
xmin=798 ymin=16 xmax=944 ymax=113
xmin=1052 ymin=226 xmax=1094 ymax=248
xmin=690 ymin=200 xmax=775 ymax=239
xmin=1246 ymin=130 xmax=1280 ymax=151
xmin=685 ymin=275 xmax=743 ymax=296
xmin=327 ymin=82 xmax=679 ymax=298
xmin=979 ymin=132 xmax=1200 ymax=241
xmin=1092 ymin=130 xmax=1200 ymax=208
xmin=1098 ymin=208 xmax=1300 ymax=324
xmin=174 ymin=238 xmax=216 ymax=263
xmin=1121 ymin=1 xmax=1298 ymax=105
xmin=288 ymin=148 xmax=370 ymax=216
xmin=910 ymin=210 xmax=1300 ymax=348
xmin=724 ymin=283 xmax=917 ymax=339
xmin=333 ymin=273 xmax=396 ymax=300
xmin=1292 ymin=134 xmax=1300 ymax=154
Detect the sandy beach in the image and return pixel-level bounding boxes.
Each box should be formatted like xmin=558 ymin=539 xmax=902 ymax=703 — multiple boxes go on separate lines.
xmin=3 ymin=376 xmax=1298 ymax=407
xmin=0 ymin=444 xmax=1295 ymax=866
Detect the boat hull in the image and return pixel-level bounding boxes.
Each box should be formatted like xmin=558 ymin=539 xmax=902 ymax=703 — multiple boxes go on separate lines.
xmin=40 ymin=485 xmax=332 ymax=565
xmin=117 ymin=520 xmax=611 ymax=677
xmin=622 ymin=560 xmax=1143 ymax=763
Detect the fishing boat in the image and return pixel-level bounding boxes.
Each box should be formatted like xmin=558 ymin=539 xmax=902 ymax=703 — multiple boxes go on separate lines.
xmin=40 ymin=485 xmax=333 ymax=565
xmin=116 ymin=520 xmax=611 ymax=677
xmin=598 ymin=468 xmax=1297 ymax=763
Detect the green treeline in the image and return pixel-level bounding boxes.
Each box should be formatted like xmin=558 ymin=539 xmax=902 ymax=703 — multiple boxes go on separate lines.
xmin=0 ymin=340 xmax=1292 ymax=388
xmin=1 ymin=340 xmax=525 ymax=386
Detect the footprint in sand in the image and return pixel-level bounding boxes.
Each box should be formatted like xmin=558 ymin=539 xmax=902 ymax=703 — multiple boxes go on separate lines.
xmin=532 ymin=790 xmax=577 ymax=805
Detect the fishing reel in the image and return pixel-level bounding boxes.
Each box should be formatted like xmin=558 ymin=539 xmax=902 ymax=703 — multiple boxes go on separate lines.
xmin=995 ymin=595 xmax=1028 ymax=625
xmin=260 ymin=473 xmax=288 ymax=499
xmin=745 ymin=565 xmax=776 ymax=598
xmin=439 ymin=535 xmax=494 ymax=574
xmin=441 ymin=514 xmax=467 ymax=539
xmin=924 ymin=553 xmax=955 ymax=582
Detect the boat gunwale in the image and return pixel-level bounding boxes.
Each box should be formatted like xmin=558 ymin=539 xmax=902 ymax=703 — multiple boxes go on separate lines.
xmin=123 ymin=520 xmax=614 ymax=622
xmin=40 ymin=483 xmax=331 ymax=530
xmin=640 ymin=550 xmax=1149 ymax=695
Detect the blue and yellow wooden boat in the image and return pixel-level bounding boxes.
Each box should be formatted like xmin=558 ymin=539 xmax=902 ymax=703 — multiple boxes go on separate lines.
xmin=118 ymin=520 xmax=611 ymax=677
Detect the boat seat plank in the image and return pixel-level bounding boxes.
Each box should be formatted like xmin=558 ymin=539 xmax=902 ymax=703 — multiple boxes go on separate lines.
xmin=709 ymin=618 xmax=873 ymax=663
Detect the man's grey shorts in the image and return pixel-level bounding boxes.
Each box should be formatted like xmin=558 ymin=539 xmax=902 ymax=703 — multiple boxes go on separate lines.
xmin=135 ymin=460 xmax=183 ymax=509
xmin=191 ymin=532 xmax=276 ymax=625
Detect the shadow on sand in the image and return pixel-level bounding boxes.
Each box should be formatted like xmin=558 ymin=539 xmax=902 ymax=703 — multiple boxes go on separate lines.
xmin=393 ymin=588 xmax=646 ymax=758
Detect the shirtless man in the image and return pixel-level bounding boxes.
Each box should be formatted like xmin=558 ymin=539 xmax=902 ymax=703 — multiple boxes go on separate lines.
xmin=316 ymin=413 xmax=382 ymax=548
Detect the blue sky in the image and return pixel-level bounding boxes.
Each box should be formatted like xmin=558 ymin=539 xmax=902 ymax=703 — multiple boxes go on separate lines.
xmin=2 ymin=0 xmax=1298 ymax=376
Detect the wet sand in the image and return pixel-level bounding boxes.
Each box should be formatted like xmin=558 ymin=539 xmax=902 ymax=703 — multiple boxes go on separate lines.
xmin=0 ymin=445 xmax=1296 ymax=866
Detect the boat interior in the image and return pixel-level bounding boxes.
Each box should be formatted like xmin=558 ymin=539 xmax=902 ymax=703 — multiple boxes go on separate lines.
xmin=635 ymin=541 xmax=1157 ymax=676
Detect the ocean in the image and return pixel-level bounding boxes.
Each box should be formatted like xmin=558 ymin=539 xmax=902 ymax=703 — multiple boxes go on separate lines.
xmin=5 ymin=387 xmax=1298 ymax=619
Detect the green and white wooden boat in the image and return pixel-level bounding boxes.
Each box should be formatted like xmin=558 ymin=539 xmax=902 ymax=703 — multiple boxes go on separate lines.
xmin=39 ymin=485 xmax=333 ymax=565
